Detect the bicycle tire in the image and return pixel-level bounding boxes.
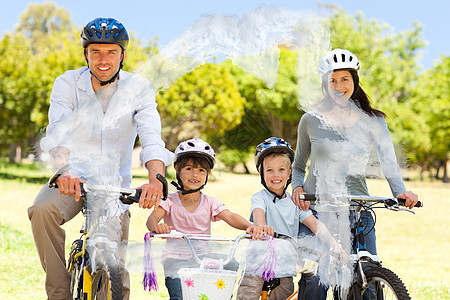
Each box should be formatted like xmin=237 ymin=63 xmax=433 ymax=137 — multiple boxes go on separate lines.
xmin=347 ymin=267 xmax=410 ymax=300
xmin=90 ymin=253 xmax=123 ymax=300
xmin=68 ymin=240 xmax=84 ymax=300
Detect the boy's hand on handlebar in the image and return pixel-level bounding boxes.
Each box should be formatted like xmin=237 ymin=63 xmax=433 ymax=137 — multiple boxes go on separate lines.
xmin=138 ymin=177 xmax=163 ymax=209
xmin=55 ymin=173 xmax=86 ymax=202
xmin=247 ymin=225 xmax=274 ymax=240
xmin=396 ymin=190 xmax=419 ymax=209
xmin=292 ymin=186 xmax=311 ymax=211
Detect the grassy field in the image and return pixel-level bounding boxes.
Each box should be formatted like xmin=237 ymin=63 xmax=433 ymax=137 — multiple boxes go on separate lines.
xmin=0 ymin=162 xmax=449 ymax=299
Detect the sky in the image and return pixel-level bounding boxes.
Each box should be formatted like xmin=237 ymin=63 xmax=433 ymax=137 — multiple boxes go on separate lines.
xmin=1 ymin=0 xmax=448 ymax=70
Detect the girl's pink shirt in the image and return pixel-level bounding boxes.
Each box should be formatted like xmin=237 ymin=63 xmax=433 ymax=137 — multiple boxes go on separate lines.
xmin=160 ymin=192 xmax=228 ymax=235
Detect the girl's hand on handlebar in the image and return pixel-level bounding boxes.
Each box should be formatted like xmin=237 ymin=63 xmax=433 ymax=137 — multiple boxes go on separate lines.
xmin=153 ymin=223 xmax=173 ymax=234
xmin=396 ymin=190 xmax=419 ymax=209
xmin=55 ymin=173 xmax=86 ymax=202
xmin=247 ymin=225 xmax=274 ymax=240
xmin=137 ymin=177 xmax=163 ymax=209
xmin=292 ymin=186 xmax=311 ymax=211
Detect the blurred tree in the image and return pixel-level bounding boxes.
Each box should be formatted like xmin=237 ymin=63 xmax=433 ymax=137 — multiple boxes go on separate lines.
xmin=0 ymin=3 xmax=83 ymax=162
xmin=413 ymin=55 xmax=450 ymax=182
xmin=215 ymin=48 xmax=303 ymax=172
xmin=156 ymin=62 xmax=246 ymax=151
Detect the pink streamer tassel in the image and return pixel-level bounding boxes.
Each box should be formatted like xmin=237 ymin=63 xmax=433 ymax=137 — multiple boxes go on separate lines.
xmin=251 ymin=236 xmax=277 ymax=281
xmin=143 ymin=232 xmax=159 ymax=292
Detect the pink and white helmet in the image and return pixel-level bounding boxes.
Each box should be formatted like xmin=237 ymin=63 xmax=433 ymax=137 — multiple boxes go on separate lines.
xmin=174 ymin=138 xmax=216 ymax=169
xmin=318 ymin=48 xmax=360 ymax=78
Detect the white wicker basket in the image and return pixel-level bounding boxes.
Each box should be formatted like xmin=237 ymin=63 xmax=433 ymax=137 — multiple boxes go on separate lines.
xmin=178 ymin=268 xmax=238 ymax=300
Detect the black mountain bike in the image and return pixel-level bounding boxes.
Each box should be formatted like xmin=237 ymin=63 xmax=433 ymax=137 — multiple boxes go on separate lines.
xmin=264 ymin=194 xmax=422 ymax=300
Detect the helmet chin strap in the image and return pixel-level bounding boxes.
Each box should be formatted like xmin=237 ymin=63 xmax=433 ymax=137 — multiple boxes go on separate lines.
xmin=171 ymin=174 xmax=208 ymax=195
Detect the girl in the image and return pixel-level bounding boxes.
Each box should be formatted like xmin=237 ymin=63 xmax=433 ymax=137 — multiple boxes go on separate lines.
xmin=147 ymin=138 xmax=271 ymax=299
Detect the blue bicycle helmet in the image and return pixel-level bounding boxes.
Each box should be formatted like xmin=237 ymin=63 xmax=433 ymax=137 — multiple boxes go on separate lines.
xmin=254 ymin=137 xmax=294 ymax=171
xmin=80 ymin=17 xmax=129 ymax=50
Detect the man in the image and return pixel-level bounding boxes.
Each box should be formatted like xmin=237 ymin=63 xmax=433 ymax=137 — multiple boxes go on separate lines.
xmin=28 ymin=18 xmax=173 ymax=300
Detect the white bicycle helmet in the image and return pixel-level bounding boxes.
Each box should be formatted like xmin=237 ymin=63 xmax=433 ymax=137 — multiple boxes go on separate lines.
xmin=318 ymin=48 xmax=360 ymax=78
xmin=174 ymin=138 xmax=215 ymax=169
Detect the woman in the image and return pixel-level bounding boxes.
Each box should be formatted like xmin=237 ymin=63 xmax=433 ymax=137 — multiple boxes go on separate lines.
xmin=291 ymin=48 xmax=418 ymax=298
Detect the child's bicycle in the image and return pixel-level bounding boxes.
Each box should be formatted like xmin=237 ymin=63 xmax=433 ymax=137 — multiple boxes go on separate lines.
xmin=144 ymin=230 xmax=255 ymax=300
xmin=262 ymin=194 xmax=422 ymax=300
xmin=48 ymin=164 xmax=168 ymax=300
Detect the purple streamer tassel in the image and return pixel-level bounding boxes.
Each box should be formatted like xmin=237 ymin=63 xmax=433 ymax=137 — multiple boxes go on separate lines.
xmin=251 ymin=236 xmax=277 ymax=281
xmin=143 ymin=232 xmax=159 ymax=292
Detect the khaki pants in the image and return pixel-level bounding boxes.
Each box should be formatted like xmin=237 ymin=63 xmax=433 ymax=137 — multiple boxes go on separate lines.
xmin=236 ymin=274 xmax=294 ymax=300
xmin=28 ymin=185 xmax=131 ymax=300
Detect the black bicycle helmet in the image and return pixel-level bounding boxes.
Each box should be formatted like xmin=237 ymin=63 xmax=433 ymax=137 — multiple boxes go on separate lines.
xmin=80 ymin=17 xmax=129 ymax=50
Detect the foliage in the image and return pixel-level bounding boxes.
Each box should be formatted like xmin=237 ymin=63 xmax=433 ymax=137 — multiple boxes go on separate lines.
xmin=156 ymin=62 xmax=246 ymax=150
xmin=413 ymin=55 xmax=450 ymax=180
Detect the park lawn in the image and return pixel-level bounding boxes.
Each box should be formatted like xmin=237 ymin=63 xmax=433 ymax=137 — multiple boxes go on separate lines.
xmin=0 ymin=164 xmax=448 ymax=299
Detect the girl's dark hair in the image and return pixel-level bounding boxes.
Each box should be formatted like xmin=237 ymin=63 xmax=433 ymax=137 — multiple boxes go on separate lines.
xmin=174 ymin=154 xmax=212 ymax=173
xmin=322 ymin=69 xmax=386 ymax=118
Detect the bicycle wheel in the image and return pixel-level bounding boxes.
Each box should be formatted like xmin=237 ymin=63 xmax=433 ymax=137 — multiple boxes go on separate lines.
xmin=68 ymin=240 xmax=84 ymax=300
xmin=347 ymin=267 xmax=410 ymax=300
xmin=91 ymin=253 xmax=123 ymax=300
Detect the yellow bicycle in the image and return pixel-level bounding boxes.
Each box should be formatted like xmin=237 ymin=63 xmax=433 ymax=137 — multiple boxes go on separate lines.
xmin=48 ymin=165 xmax=168 ymax=300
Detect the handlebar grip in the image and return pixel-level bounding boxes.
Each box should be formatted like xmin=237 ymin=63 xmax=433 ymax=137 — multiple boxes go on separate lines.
xmin=156 ymin=173 xmax=168 ymax=201
xmin=120 ymin=173 xmax=168 ymax=205
xmin=397 ymin=198 xmax=423 ymax=208
xmin=298 ymin=194 xmax=317 ymax=201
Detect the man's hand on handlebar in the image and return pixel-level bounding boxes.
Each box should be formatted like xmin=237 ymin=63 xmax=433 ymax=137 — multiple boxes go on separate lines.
xmin=396 ymin=190 xmax=419 ymax=209
xmin=292 ymin=186 xmax=311 ymax=211
xmin=55 ymin=173 xmax=86 ymax=202
xmin=137 ymin=176 xmax=163 ymax=209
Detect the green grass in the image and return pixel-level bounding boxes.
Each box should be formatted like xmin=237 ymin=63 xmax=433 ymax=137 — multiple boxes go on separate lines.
xmin=0 ymin=163 xmax=449 ymax=299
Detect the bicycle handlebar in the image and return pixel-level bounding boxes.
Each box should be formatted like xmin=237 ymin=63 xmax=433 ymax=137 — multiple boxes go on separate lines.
xmin=298 ymin=194 xmax=422 ymax=208
xmin=47 ymin=164 xmax=168 ymax=204
xmin=148 ymin=230 xmax=252 ymax=266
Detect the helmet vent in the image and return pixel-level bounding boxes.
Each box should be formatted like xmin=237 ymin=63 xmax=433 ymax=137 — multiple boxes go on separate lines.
xmin=341 ymin=54 xmax=346 ymax=62
xmin=187 ymin=142 xmax=195 ymax=147
xmin=333 ymin=54 xmax=338 ymax=63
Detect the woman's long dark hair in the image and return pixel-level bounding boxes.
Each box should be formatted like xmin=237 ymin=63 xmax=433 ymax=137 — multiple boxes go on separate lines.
xmin=322 ymin=68 xmax=386 ymax=118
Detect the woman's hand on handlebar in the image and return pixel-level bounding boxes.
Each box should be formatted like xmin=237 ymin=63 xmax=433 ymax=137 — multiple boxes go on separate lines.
xmin=292 ymin=186 xmax=311 ymax=211
xmin=137 ymin=176 xmax=163 ymax=209
xmin=55 ymin=173 xmax=86 ymax=202
xmin=396 ymin=190 xmax=419 ymax=209
xmin=247 ymin=225 xmax=274 ymax=240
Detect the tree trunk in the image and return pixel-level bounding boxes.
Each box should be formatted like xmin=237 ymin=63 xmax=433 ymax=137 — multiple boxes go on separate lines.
xmin=8 ymin=143 xmax=22 ymax=163
xmin=443 ymin=159 xmax=448 ymax=183
xmin=435 ymin=160 xmax=441 ymax=180
xmin=242 ymin=161 xmax=250 ymax=174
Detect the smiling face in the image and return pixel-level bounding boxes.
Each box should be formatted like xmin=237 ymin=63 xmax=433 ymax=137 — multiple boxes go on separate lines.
xmin=262 ymin=154 xmax=292 ymax=196
xmin=176 ymin=158 xmax=209 ymax=191
xmin=327 ymin=70 xmax=355 ymax=102
xmin=84 ymin=43 xmax=125 ymax=90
